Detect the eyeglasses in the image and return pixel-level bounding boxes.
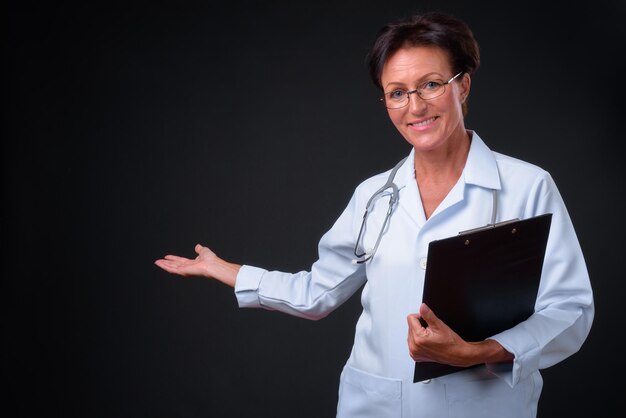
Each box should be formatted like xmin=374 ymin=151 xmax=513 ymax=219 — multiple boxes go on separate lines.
xmin=380 ymin=72 xmax=463 ymax=109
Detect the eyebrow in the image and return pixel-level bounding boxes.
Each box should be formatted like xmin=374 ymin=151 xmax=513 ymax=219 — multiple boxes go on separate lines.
xmin=383 ymin=72 xmax=445 ymax=90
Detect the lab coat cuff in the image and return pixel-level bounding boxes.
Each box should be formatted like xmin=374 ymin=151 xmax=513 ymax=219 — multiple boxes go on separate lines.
xmin=234 ymin=265 xmax=265 ymax=308
xmin=487 ymin=329 xmax=541 ymax=388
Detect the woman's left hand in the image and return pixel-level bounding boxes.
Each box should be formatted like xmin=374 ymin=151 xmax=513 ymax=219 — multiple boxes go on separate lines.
xmin=407 ymin=303 xmax=514 ymax=367
xmin=407 ymin=303 xmax=475 ymax=367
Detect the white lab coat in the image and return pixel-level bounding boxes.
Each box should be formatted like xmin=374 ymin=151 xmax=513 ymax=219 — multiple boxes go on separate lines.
xmin=235 ymin=132 xmax=594 ymax=418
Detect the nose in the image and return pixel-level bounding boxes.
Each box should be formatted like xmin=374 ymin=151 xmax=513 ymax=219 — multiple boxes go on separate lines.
xmin=407 ymin=90 xmax=427 ymax=113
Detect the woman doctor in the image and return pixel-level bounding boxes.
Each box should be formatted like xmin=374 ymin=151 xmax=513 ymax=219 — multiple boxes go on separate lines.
xmin=155 ymin=12 xmax=594 ymax=418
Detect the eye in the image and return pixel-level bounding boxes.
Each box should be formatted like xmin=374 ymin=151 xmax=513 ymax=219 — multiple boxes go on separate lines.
xmin=421 ymin=80 xmax=444 ymax=91
xmin=388 ymin=89 xmax=407 ymax=101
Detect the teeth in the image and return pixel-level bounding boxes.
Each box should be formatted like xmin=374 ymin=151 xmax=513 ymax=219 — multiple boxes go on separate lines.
xmin=411 ymin=117 xmax=436 ymax=127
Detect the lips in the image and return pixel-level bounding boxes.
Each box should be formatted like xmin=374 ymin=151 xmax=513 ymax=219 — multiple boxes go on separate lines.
xmin=408 ymin=116 xmax=438 ymax=127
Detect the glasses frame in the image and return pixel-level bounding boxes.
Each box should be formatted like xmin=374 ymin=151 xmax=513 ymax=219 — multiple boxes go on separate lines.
xmin=380 ymin=71 xmax=463 ymax=109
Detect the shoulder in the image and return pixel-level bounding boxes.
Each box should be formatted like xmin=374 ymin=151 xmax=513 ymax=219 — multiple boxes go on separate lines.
xmin=352 ymin=169 xmax=394 ymax=201
xmin=491 ymin=151 xmax=565 ymax=217
xmin=353 ymin=155 xmax=410 ymax=198
xmin=493 ymin=151 xmax=552 ymax=185
xmin=494 ymin=151 xmax=545 ymax=172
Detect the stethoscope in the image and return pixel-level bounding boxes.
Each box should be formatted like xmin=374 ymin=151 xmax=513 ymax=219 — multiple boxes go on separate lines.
xmin=352 ymin=156 xmax=498 ymax=264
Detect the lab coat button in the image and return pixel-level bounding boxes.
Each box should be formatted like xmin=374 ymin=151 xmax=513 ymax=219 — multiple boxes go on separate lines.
xmin=419 ymin=257 xmax=427 ymax=270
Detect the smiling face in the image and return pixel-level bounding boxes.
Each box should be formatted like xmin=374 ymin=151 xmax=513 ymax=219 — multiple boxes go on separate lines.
xmin=381 ymin=46 xmax=470 ymax=154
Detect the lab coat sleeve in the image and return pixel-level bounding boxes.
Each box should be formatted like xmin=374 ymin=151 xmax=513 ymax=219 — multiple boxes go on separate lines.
xmin=234 ymin=190 xmax=368 ymax=320
xmin=487 ymin=171 xmax=594 ymax=387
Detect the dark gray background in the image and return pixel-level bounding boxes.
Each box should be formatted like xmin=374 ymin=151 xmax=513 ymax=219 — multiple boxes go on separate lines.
xmin=3 ymin=1 xmax=624 ymax=417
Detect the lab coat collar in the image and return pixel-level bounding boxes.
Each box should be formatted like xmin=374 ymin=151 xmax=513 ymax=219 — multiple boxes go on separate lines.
xmin=394 ymin=130 xmax=502 ymax=192
xmin=463 ymin=131 xmax=502 ymax=191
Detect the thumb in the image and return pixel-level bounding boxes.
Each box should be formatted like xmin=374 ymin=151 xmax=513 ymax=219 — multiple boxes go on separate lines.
xmin=195 ymin=243 xmax=204 ymax=254
xmin=419 ymin=303 xmax=440 ymax=327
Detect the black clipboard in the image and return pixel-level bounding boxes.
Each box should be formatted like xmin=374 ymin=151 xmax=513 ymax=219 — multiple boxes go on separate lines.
xmin=413 ymin=213 xmax=552 ymax=383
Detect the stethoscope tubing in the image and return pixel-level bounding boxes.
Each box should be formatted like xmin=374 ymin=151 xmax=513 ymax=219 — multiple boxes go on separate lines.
xmin=353 ymin=156 xmax=498 ymax=264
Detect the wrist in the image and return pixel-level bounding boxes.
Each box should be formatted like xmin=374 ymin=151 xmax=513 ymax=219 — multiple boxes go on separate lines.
xmin=466 ymin=339 xmax=513 ymax=366
xmin=209 ymin=258 xmax=241 ymax=288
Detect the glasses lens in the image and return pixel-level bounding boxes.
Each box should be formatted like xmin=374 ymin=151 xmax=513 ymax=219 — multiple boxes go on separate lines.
xmin=383 ymin=91 xmax=408 ymax=109
xmin=418 ymin=81 xmax=445 ymax=100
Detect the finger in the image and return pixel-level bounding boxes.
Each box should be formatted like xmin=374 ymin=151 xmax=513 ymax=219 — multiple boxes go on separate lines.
xmin=155 ymin=259 xmax=182 ymax=274
xmin=407 ymin=314 xmax=428 ymax=361
xmin=407 ymin=313 xmax=424 ymax=330
xmin=419 ymin=303 xmax=440 ymax=327
xmin=163 ymin=255 xmax=192 ymax=262
xmin=157 ymin=258 xmax=181 ymax=266
xmin=195 ymin=243 xmax=204 ymax=254
xmin=407 ymin=313 xmax=429 ymax=343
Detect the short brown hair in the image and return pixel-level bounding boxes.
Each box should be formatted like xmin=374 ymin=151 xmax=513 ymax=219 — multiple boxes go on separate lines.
xmin=367 ymin=12 xmax=480 ymax=91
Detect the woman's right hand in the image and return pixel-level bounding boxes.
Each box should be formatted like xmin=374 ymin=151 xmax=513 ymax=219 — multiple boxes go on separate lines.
xmin=154 ymin=244 xmax=240 ymax=288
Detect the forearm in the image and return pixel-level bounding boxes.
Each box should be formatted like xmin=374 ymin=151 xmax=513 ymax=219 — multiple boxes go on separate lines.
xmin=208 ymin=258 xmax=241 ymax=288
xmin=464 ymin=338 xmax=514 ymax=367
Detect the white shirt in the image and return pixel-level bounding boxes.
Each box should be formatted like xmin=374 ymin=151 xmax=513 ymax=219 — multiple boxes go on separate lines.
xmin=235 ymin=132 xmax=594 ymax=418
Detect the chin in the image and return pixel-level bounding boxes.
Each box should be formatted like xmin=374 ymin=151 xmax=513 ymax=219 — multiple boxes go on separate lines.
xmin=403 ymin=133 xmax=443 ymax=151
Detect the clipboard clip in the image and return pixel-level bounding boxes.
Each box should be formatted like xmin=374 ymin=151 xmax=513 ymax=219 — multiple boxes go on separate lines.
xmin=458 ymin=218 xmax=520 ymax=236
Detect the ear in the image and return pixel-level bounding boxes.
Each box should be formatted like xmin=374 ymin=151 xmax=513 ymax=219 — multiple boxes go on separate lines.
xmin=459 ymin=73 xmax=471 ymax=102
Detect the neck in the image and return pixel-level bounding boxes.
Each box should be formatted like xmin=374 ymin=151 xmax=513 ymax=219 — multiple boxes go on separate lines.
xmin=413 ymin=130 xmax=471 ymax=184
